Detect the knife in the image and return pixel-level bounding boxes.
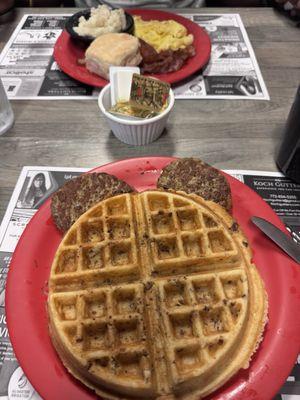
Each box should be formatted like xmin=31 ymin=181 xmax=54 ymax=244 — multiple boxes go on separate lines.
xmin=251 ymin=216 xmax=300 ymax=264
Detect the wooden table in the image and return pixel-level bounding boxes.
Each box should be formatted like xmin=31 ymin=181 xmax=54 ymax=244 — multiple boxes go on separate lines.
xmin=0 ymin=7 xmax=300 ymax=222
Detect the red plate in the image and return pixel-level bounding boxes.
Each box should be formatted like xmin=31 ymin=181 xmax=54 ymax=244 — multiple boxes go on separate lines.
xmin=53 ymin=9 xmax=211 ymax=87
xmin=5 ymin=157 xmax=300 ymax=400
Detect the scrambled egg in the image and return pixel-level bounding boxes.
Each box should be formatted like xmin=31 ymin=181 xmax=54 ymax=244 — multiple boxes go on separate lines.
xmin=134 ymin=16 xmax=193 ymax=52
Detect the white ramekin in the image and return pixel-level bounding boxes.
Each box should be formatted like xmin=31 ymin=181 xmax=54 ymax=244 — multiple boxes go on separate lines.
xmin=98 ymin=83 xmax=175 ymax=146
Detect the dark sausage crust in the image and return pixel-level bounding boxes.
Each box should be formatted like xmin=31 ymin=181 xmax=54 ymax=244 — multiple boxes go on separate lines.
xmin=51 ymin=173 xmax=134 ymax=232
xmin=157 ymin=158 xmax=232 ymax=212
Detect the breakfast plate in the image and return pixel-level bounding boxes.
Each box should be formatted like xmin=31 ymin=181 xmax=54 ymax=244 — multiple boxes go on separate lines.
xmin=5 ymin=157 xmax=300 ymax=400
xmin=53 ymin=9 xmax=211 ymax=87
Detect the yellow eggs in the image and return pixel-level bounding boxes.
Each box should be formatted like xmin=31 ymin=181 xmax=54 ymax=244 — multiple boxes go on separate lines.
xmin=133 ymin=16 xmax=194 ymax=52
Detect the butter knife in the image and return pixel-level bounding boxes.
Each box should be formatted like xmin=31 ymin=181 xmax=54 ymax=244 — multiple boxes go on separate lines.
xmin=251 ymin=216 xmax=300 ymax=264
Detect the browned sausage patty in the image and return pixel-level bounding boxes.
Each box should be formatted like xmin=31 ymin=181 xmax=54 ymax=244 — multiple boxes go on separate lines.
xmin=51 ymin=173 xmax=134 ymax=232
xmin=157 ymin=158 xmax=232 ymax=212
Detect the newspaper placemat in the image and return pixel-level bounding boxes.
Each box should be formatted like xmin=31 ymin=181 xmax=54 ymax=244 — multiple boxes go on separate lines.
xmin=0 ymin=166 xmax=299 ymax=399
xmin=0 ymin=13 xmax=269 ymax=100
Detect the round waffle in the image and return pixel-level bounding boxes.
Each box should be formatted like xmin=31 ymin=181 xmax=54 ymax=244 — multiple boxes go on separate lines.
xmin=48 ymin=190 xmax=267 ymax=400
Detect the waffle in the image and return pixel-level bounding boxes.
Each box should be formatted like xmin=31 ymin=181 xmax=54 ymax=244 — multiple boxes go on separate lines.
xmin=48 ymin=190 xmax=267 ymax=400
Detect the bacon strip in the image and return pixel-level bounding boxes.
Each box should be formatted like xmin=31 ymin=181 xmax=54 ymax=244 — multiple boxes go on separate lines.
xmin=139 ymin=39 xmax=195 ymax=74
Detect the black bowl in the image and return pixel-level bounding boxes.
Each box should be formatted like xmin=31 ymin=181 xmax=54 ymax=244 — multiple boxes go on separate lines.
xmin=65 ymin=8 xmax=134 ymax=46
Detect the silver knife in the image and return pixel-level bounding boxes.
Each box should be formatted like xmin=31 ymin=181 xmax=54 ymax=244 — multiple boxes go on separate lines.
xmin=251 ymin=216 xmax=300 ymax=264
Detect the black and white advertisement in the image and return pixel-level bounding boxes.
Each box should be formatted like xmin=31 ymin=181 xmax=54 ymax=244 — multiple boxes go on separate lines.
xmin=0 ymin=13 xmax=269 ymax=100
xmin=228 ymin=170 xmax=300 ymax=242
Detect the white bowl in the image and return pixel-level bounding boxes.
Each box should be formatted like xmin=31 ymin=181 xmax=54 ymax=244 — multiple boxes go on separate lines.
xmin=98 ymin=83 xmax=175 ymax=146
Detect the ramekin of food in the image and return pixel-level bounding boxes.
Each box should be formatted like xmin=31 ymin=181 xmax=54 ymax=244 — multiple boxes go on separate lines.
xmin=65 ymin=8 xmax=134 ymax=46
xmin=98 ymin=84 xmax=175 ymax=146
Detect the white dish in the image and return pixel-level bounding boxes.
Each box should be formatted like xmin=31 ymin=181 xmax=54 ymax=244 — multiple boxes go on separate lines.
xmin=98 ymin=83 xmax=175 ymax=146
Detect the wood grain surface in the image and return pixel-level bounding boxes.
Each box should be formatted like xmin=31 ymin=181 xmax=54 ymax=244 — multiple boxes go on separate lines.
xmin=0 ymin=7 xmax=300 ymax=221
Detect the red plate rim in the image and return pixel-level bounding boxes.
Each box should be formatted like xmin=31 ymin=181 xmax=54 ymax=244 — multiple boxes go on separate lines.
xmin=5 ymin=156 xmax=300 ymax=400
xmin=53 ymin=9 xmax=211 ymax=87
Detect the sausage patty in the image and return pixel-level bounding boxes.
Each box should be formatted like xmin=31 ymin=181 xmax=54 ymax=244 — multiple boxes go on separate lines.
xmin=157 ymin=158 xmax=232 ymax=212
xmin=51 ymin=172 xmax=134 ymax=232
